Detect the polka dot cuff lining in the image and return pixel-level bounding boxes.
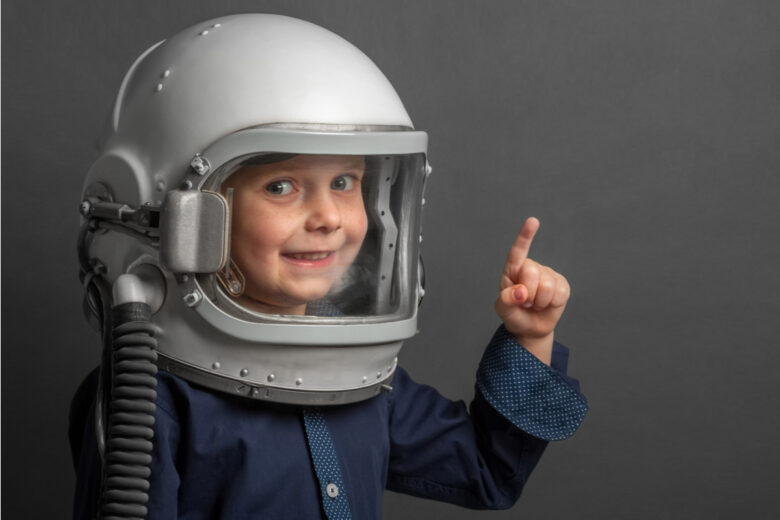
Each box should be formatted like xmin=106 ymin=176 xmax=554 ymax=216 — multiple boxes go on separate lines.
xmin=476 ymin=326 xmax=588 ymax=441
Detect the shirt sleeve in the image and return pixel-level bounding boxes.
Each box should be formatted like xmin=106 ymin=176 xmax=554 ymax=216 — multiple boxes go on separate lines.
xmin=146 ymin=390 xmax=181 ymax=520
xmin=385 ymin=326 xmax=588 ymax=510
xmin=69 ymin=369 xmax=182 ymax=520
xmin=476 ymin=325 xmax=588 ymax=441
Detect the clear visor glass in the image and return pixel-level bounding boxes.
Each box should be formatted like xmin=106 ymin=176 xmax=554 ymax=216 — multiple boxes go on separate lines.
xmin=199 ymin=152 xmax=425 ymax=322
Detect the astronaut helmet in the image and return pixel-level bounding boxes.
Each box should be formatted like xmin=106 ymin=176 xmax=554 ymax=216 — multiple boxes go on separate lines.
xmin=79 ymin=13 xmax=430 ymax=405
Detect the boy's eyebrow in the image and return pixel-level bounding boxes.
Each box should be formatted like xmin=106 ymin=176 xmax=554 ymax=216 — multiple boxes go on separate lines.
xmin=345 ymin=157 xmax=367 ymax=172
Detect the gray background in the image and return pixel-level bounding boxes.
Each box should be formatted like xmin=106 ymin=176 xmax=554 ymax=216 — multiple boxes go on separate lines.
xmin=3 ymin=0 xmax=779 ymax=518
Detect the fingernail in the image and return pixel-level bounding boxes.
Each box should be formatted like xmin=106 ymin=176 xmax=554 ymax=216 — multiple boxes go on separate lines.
xmin=522 ymin=301 xmax=533 ymax=308
xmin=513 ymin=288 xmax=524 ymax=301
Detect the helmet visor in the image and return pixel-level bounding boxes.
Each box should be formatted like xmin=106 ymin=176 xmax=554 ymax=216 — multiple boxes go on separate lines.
xmin=203 ymin=152 xmax=425 ymax=323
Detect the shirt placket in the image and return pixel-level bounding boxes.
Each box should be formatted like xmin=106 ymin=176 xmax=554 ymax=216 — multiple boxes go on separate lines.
xmin=302 ymin=408 xmax=352 ymax=520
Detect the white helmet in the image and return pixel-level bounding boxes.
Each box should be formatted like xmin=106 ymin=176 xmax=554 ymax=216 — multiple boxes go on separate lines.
xmin=80 ymin=13 xmax=430 ymax=406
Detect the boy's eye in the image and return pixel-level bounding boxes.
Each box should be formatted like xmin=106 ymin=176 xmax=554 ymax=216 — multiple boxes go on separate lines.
xmin=265 ymin=180 xmax=293 ymax=195
xmin=331 ymin=175 xmax=355 ymax=191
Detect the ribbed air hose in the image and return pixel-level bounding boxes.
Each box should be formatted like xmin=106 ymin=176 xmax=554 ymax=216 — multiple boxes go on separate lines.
xmin=101 ymin=303 xmax=158 ymax=520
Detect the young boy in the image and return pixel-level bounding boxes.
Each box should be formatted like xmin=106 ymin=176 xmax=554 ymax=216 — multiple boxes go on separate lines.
xmin=70 ymin=14 xmax=587 ymax=520
xmin=222 ymin=154 xmax=370 ymax=316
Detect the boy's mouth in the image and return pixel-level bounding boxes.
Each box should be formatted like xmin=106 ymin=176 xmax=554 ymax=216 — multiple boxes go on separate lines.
xmin=283 ymin=251 xmax=332 ymax=261
xmin=280 ymin=251 xmax=337 ymax=268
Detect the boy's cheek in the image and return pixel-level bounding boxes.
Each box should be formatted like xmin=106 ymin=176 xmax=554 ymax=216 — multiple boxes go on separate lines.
xmin=356 ymin=217 xmax=369 ymax=243
xmin=352 ymin=209 xmax=369 ymax=241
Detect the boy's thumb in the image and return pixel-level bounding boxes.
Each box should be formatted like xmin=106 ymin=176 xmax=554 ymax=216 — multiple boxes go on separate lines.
xmin=499 ymin=284 xmax=528 ymax=307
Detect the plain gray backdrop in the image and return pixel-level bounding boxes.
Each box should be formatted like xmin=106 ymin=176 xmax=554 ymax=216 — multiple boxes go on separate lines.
xmin=3 ymin=1 xmax=779 ymax=518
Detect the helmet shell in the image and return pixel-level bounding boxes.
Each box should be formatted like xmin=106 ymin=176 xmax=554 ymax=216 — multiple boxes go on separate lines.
xmin=85 ymin=13 xmax=413 ymax=205
xmin=81 ymin=14 xmax=428 ymax=406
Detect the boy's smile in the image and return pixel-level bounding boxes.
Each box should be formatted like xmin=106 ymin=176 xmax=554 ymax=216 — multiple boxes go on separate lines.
xmin=281 ymin=251 xmax=336 ymax=267
xmin=222 ymin=154 xmax=368 ymax=315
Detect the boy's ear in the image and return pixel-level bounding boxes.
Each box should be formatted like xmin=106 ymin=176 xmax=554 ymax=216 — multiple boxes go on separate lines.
xmin=160 ymin=190 xmax=229 ymax=274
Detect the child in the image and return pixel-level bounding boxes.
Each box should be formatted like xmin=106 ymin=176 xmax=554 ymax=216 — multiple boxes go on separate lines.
xmin=70 ymin=14 xmax=587 ymax=520
xmin=221 ymin=154 xmax=370 ymax=316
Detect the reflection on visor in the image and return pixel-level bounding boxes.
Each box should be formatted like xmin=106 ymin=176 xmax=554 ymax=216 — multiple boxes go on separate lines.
xmin=201 ymin=152 xmax=425 ymax=323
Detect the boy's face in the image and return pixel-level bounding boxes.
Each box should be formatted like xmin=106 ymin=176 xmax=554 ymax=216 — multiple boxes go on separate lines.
xmin=223 ymin=154 xmax=368 ymax=314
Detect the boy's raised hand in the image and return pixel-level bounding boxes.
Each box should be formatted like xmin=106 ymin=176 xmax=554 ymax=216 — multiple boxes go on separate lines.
xmin=494 ymin=217 xmax=570 ymax=364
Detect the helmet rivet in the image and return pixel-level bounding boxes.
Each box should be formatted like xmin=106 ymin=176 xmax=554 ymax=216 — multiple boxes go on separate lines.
xmin=267 ymin=373 xmax=276 ymax=382
xmin=295 ymin=378 xmax=303 ymax=386
xmin=183 ymin=290 xmax=202 ymax=307
xmin=155 ymin=83 xmax=163 ymax=92
xmin=212 ymin=362 xmax=221 ymax=369
xmin=199 ymin=29 xmax=209 ymax=36
xmin=190 ymin=154 xmax=210 ymax=175
xmin=79 ymin=201 xmax=91 ymax=216
xmin=240 ymin=368 xmax=249 ymax=377
xmin=376 ymin=371 xmax=382 ymax=379
xmin=162 ymin=69 xmax=171 ymax=78
xmin=362 ymin=376 xmax=368 ymax=383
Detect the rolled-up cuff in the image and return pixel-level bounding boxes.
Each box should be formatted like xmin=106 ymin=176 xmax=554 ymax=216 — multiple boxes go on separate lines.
xmin=476 ymin=325 xmax=588 ymax=441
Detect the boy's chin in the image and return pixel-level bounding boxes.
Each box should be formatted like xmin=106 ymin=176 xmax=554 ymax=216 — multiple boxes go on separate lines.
xmin=276 ymin=283 xmax=331 ymax=303
xmin=243 ymin=287 xmax=333 ymax=313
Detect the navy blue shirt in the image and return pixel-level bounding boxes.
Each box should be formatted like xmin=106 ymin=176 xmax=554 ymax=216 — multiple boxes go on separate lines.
xmin=70 ymin=326 xmax=587 ymax=519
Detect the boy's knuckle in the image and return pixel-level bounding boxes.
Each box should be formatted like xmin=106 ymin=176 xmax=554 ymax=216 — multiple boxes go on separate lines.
xmin=523 ymin=265 xmax=540 ymax=279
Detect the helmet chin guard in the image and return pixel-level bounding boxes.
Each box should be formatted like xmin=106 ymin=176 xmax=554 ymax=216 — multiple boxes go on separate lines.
xmin=81 ymin=14 xmax=431 ymax=405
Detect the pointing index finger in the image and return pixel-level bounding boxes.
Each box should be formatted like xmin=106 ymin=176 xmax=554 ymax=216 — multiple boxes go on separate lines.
xmin=503 ymin=217 xmax=540 ymax=278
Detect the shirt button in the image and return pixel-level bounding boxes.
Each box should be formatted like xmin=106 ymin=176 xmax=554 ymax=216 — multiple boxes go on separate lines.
xmin=326 ymin=483 xmax=339 ymax=498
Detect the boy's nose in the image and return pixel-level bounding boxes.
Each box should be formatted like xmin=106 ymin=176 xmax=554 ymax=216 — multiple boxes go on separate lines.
xmin=304 ymin=190 xmax=342 ymax=233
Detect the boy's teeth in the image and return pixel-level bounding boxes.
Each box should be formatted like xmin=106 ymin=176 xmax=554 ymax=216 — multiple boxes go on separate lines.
xmin=289 ymin=252 xmax=329 ymax=260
